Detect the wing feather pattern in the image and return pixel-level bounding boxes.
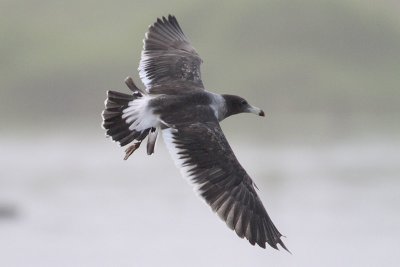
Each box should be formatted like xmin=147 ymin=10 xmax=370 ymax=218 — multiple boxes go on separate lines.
xmin=162 ymin=122 xmax=288 ymax=251
xmin=139 ymin=15 xmax=204 ymax=92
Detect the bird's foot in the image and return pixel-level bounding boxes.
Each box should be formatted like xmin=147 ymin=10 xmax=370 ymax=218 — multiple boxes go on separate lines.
xmin=124 ymin=141 xmax=142 ymax=160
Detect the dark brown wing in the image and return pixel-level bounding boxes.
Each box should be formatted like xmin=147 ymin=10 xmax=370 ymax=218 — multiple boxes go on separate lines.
xmin=138 ymin=15 xmax=204 ymax=93
xmin=162 ymin=120 xmax=288 ymax=250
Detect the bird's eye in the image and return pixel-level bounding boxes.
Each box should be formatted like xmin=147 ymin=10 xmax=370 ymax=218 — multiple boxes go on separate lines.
xmin=241 ymin=100 xmax=248 ymax=105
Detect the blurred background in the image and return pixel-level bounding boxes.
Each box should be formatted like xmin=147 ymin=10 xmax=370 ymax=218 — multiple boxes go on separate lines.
xmin=1 ymin=0 xmax=399 ymax=266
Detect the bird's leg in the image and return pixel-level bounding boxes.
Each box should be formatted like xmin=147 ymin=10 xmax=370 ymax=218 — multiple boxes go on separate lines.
xmin=124 ymin=141 xmax=142 ymax=160
xmin=124 ymin=76 xmax=147 ymax=95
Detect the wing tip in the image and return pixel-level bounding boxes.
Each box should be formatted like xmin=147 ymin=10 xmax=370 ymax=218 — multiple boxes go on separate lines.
xmin=147 ymin=14 xmax=185 ymax=40
xmin=277 ymin=237 xmax=291 ymax=254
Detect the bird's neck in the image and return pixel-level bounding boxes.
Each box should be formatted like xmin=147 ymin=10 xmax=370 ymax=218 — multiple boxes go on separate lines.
xmin=208 ymin=92 xmax=227 ymax=121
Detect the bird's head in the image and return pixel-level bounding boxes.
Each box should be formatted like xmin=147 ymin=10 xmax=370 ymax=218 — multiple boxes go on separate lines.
xmin=222 ymin=94 xmax=265 ymax=118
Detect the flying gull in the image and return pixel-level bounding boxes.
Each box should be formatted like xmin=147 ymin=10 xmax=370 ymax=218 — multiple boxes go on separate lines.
xmin=102 ymin=15 xmax=288 ymax=251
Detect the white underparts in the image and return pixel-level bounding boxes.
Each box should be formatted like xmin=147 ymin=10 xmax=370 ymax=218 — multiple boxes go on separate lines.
xmin=122 ymin=95 xmax=159 ymax=132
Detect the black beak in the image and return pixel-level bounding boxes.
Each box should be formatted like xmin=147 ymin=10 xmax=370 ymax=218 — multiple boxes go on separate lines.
xmin=259 ymin=110 xmax=265 ymax=117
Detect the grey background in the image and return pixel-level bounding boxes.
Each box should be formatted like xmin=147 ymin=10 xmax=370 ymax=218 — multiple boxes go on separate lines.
xmin=1 ymin=0 xmax=399 ymax=266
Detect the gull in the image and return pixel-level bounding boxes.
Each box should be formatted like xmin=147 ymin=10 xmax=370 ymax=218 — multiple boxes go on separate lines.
xmin=102 ymin=15 xmax=288 ymax=251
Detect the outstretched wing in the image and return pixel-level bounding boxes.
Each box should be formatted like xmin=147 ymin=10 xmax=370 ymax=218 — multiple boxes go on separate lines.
xmin=162 ymin=121 xmax=288 ymax=250
xmin=139 ymin=15 xmax=204 ymax=93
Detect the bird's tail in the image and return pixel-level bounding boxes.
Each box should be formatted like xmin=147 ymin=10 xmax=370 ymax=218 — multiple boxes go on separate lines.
xmin=102 ymin=90 xmax=149 ymax=147
xmin=102 ymin=77 xmax=160 ymax=158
